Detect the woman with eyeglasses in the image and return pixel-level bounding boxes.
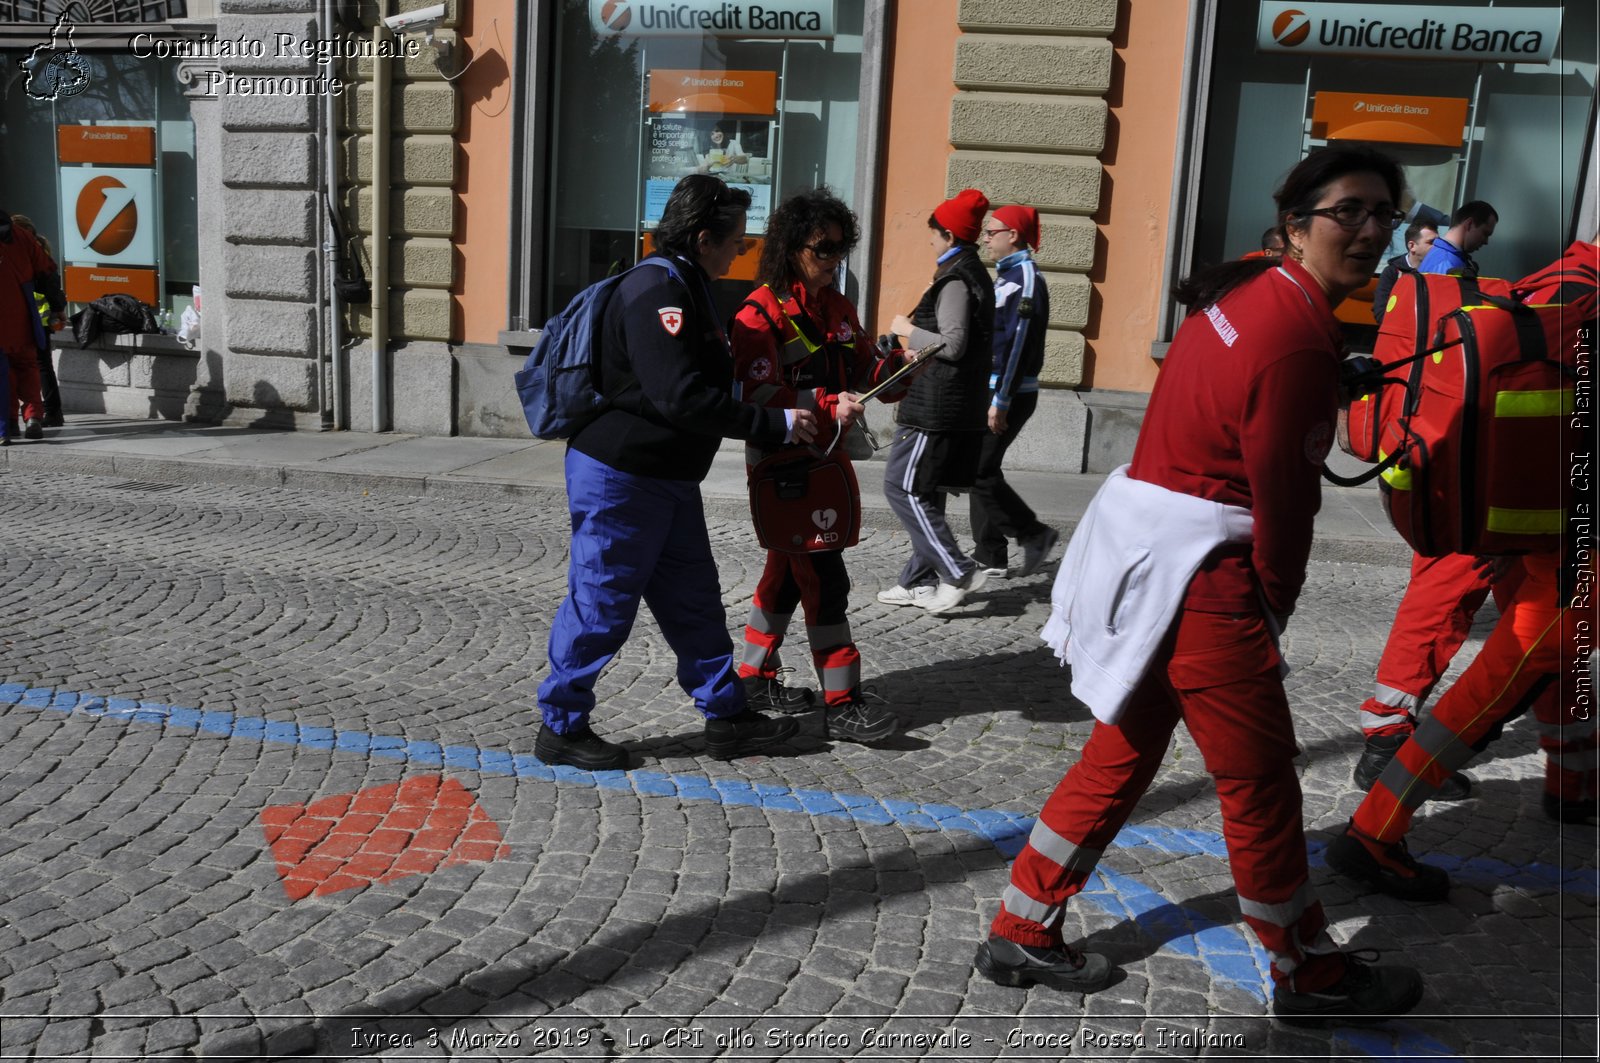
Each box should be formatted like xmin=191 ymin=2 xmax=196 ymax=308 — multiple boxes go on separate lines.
xmin=976 ymin=146 xmax=1425 ymax=1024
xmin=729 ymin=186 xmax=910 ymax=744
xmin=535 ymin=174 xmax=819 ymax=772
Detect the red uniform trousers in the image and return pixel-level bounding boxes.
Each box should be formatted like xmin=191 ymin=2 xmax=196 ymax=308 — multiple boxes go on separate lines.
xmin=1359 ymin=552 xmax=1580 ymax=798
xmin=1358 ymin=551 xmax=1492 ymax=736
xmin=3 ymin=346 xmax=42 ymax=423
xmin=738 ymin=547 xmax=860 ymax=706
xmin=992 ymin=604 xmax=1344 ymax=990
xmin=1354 ymin=552 xmax=1599 ymax=844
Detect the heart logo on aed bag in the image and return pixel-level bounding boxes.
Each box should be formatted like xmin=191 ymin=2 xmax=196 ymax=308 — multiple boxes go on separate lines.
xmin=811 ymin=508 xmax=838 ymax=530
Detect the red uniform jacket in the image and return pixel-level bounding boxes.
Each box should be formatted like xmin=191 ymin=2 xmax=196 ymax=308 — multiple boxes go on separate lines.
xmin=731 ymin=281 xmax=903 ymax=449
xmin=1130 ymin=259 xmax=1344 ymax=619
xmin=1 ymin=221 xmax=56 ymax=356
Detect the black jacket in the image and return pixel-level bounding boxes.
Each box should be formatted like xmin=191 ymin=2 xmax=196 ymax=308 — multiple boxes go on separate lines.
xmin=896 ymin=247 xmax=993 ymax=432
xmin=572 ymin=254 xmax=787 ymax=481
xmin=1371 ymin=252 xmax=1413 ymax=325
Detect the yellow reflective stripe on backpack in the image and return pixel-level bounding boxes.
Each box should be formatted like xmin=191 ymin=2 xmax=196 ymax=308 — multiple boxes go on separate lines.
xmin=1493 ymin=388 xmax=1574 ymax=418
xmin=1485 ymin=507 xmax=1563 ymax=534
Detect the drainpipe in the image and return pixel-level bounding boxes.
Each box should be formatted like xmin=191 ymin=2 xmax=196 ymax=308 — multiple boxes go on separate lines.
xmin=319 ymin=0 xmax=341 ymax=429
xmin=369 ymin=2 xmax=393 ymax=431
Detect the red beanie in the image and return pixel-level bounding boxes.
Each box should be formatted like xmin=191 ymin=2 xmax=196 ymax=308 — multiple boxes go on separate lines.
xmin=990 ymin=204 xmax=1040 ymax=251
xmin=933 ymin=188 xmax=990 ymax=243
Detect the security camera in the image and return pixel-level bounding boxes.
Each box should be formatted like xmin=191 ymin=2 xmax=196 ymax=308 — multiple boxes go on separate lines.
xmin=383 ymin=3 xmax=446 ymax=34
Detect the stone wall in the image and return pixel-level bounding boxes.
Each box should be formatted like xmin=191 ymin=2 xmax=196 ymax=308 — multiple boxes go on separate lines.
xmin=214 ymin=0 xmax=324 ymax=427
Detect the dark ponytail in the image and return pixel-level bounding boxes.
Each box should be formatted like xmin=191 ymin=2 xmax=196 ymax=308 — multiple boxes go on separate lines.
xmin=1174 ymin=145 xmax=1405 ymax=312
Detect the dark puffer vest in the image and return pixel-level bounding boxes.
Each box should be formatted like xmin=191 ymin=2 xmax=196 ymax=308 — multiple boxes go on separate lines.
xmin=896 ymin=247 xmax=994 ymax=432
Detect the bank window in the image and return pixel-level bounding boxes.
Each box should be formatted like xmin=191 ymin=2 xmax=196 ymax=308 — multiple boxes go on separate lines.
xmin=1191 ymin=0 xmax=1596 ymax=334
xmin=543 ymin=0 xmax=865 ymax=322
xmin=0 ymin=48 xmax=199 ymax=325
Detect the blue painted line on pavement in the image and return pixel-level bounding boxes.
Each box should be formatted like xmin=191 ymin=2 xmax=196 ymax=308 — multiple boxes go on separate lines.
xmin=5 ymin=683 xmax=1591 ymax=901
xmin=0 ymin=679 xmax=1580 ymax=1056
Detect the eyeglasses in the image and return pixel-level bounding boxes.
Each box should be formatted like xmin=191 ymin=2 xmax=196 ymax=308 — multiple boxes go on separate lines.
xmin=1300 ymin=204 xmax=1407 ymax=231
xmin=980 ymin=227 xmax=1013 ymax=238
xmin=806 ymin=240 xmax=851 ymax=260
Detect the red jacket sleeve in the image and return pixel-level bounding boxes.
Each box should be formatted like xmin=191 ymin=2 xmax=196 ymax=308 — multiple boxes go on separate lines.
xmin=1239 ymin=346 xmax=1340 ymax=618
xmin=731 ymin=299 xmax=798 ymax=411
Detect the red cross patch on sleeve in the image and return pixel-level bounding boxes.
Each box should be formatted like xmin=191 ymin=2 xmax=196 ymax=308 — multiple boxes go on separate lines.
xmin=658 ymin=307 xmax=684 ymax=336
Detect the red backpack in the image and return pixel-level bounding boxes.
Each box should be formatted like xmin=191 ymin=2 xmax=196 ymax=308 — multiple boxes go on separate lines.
xmin=1376 ymin=291 xmax=1580 ymax=556
xmin=1341 ymin=273 xmax=1512 ymax=464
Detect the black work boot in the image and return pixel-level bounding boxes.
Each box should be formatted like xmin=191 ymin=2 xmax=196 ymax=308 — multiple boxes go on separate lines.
xmin=741 ymin=673 xmax=816 ymax=715
xmin=974 ymin=935 xmax=1113 ymax=992
xmin=704 ymin=710 xmax=799 ymax=760
xmin=1543 ymin=793 xmax=1599 ymax=825
xmin=1325 ymin=820 xmax=1450 ymax=902
xmin=1353 ymin=732 xmax=1471 ymax=801
xmin=534 ymin=724 xmax=630 ymax=771
xmin=1273 ymin=950 xmax=1424 ymax=1025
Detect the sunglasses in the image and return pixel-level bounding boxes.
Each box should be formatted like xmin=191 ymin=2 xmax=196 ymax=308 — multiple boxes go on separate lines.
xmin=806 ymin=240 xmax=851 ymax=260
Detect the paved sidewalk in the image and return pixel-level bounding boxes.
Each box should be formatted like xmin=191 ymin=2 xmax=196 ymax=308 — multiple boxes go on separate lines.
xmin=0 ymin=415 xmax=1412 ymax=567
xmin=2 ymin=419 xmax=1591 ymax=1062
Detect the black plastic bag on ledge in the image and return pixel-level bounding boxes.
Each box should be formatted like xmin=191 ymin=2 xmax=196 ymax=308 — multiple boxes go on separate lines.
xmin=71 ymin=294 xmax=160 ymax=346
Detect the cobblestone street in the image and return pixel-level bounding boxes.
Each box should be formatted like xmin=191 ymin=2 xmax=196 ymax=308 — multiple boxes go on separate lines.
xmin=0 ymin=469 xmax=1594 ymax=1061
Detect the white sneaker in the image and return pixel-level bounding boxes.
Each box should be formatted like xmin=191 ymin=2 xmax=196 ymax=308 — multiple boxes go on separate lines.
xmin=922 ymin=567 xmax=989 ymax=615
xmin=980 ymin=566 xmax=1008 ymax=579
xmin=878 ymin=584 xmax=937 ymax=607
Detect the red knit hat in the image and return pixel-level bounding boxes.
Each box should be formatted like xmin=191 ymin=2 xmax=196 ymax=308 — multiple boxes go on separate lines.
xmin=990 ymin=204 xmax=1040 ymax=251
xmin=933 ymin=188 xmax=990 ymax=243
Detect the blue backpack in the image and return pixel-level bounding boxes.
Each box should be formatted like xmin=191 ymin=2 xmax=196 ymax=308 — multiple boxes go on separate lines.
xmin=514 ymin=258 xmax=682 ymax=440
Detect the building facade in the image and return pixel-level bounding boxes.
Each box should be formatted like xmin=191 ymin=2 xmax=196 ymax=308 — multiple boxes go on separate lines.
xmin=2 ymin=0 xmax=1595 ymax=469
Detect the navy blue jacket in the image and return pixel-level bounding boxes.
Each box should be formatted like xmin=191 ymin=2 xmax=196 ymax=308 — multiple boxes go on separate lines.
xmin=990 ymin=249 xmax=1049 ymax=409
xmin=573 ymin=254 xmax=787 ymax=481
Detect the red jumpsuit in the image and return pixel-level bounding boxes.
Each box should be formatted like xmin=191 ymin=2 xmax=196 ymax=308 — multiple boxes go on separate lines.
xmin=1 ymin=220 xmax=52 ymax=426
xmin=992 ymin=260 xmax=1350 ymax=991
xmin=1351 ymin=241 xmax=1600 ymax=837
xmin=731 ymin=282 xmax=904 ymax=707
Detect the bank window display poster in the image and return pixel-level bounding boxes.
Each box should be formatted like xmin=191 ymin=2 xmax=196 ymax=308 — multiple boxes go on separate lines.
xmin=642 ymin=68 xmax=778 ymax=241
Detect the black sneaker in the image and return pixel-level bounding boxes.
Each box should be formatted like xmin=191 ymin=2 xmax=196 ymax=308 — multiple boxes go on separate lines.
xmin=825 ymin=696 xmax=898 ymax=743
xmin=43 ymin=413 xmax=64 ymax=428
xmin=1017 ymin=527 xmax=1061 ymax=577
xmin=742 ymin=673 xmax=816 ymax=715
xmin=534 ymin=724 xmax=630 ymax=771
xmin=1353 ymin=732 xmax=1471 ymax=801
xmin=1272 ymin=950 xmax=1424 ymax=1025
xmin=704 ymin=710 xmax=799 ymax=760
xmin=1325 ymin=821 xmax=1450 ymax=901
xmin=22 ymin=418 xmax=43 ymax=440
xmin=1543 ymin=793 xmax=1599 ymax=825
xmin=973 ymin=935 xmax=1113 ymax=992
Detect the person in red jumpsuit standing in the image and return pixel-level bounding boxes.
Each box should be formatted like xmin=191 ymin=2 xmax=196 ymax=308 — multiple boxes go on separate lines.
xmin=1328 ymin=236 xmax=1600 ymax=900
xmin=731 ymin=187 xmax=910 ymax=744
xmin=0 ymin=209 xmax=61 ymax=443
xmin=974 ymin=146 xmax=1423 ymax=1024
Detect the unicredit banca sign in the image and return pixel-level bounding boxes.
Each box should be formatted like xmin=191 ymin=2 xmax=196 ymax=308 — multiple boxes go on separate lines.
xmin=1259 ymin=3 xmax=1562 ymax=63
xmin=591 ymin=0 xmax=835 ymax=39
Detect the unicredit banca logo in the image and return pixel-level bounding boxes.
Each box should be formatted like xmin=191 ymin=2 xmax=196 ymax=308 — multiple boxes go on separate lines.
xmin=599 ymin=0 xmax=632 ymax=32
xmin=1272 ymin=9 xmax=1312 ymax=47
xmin=77 ymin=176 xmax=139 ymax=257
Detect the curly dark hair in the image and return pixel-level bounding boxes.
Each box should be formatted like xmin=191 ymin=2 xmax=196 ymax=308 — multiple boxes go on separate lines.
xmin=756 ymin=186 xmax=860 ymax=289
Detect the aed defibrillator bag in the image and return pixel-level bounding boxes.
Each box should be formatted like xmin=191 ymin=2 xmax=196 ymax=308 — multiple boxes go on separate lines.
xmin=748 ymin=447 xmax=861 ymax=554
xmin=1342 ymin=272 xmax=1512 ymax=463
xmin=1380 ymin=295 xmax=1574 ymax=557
